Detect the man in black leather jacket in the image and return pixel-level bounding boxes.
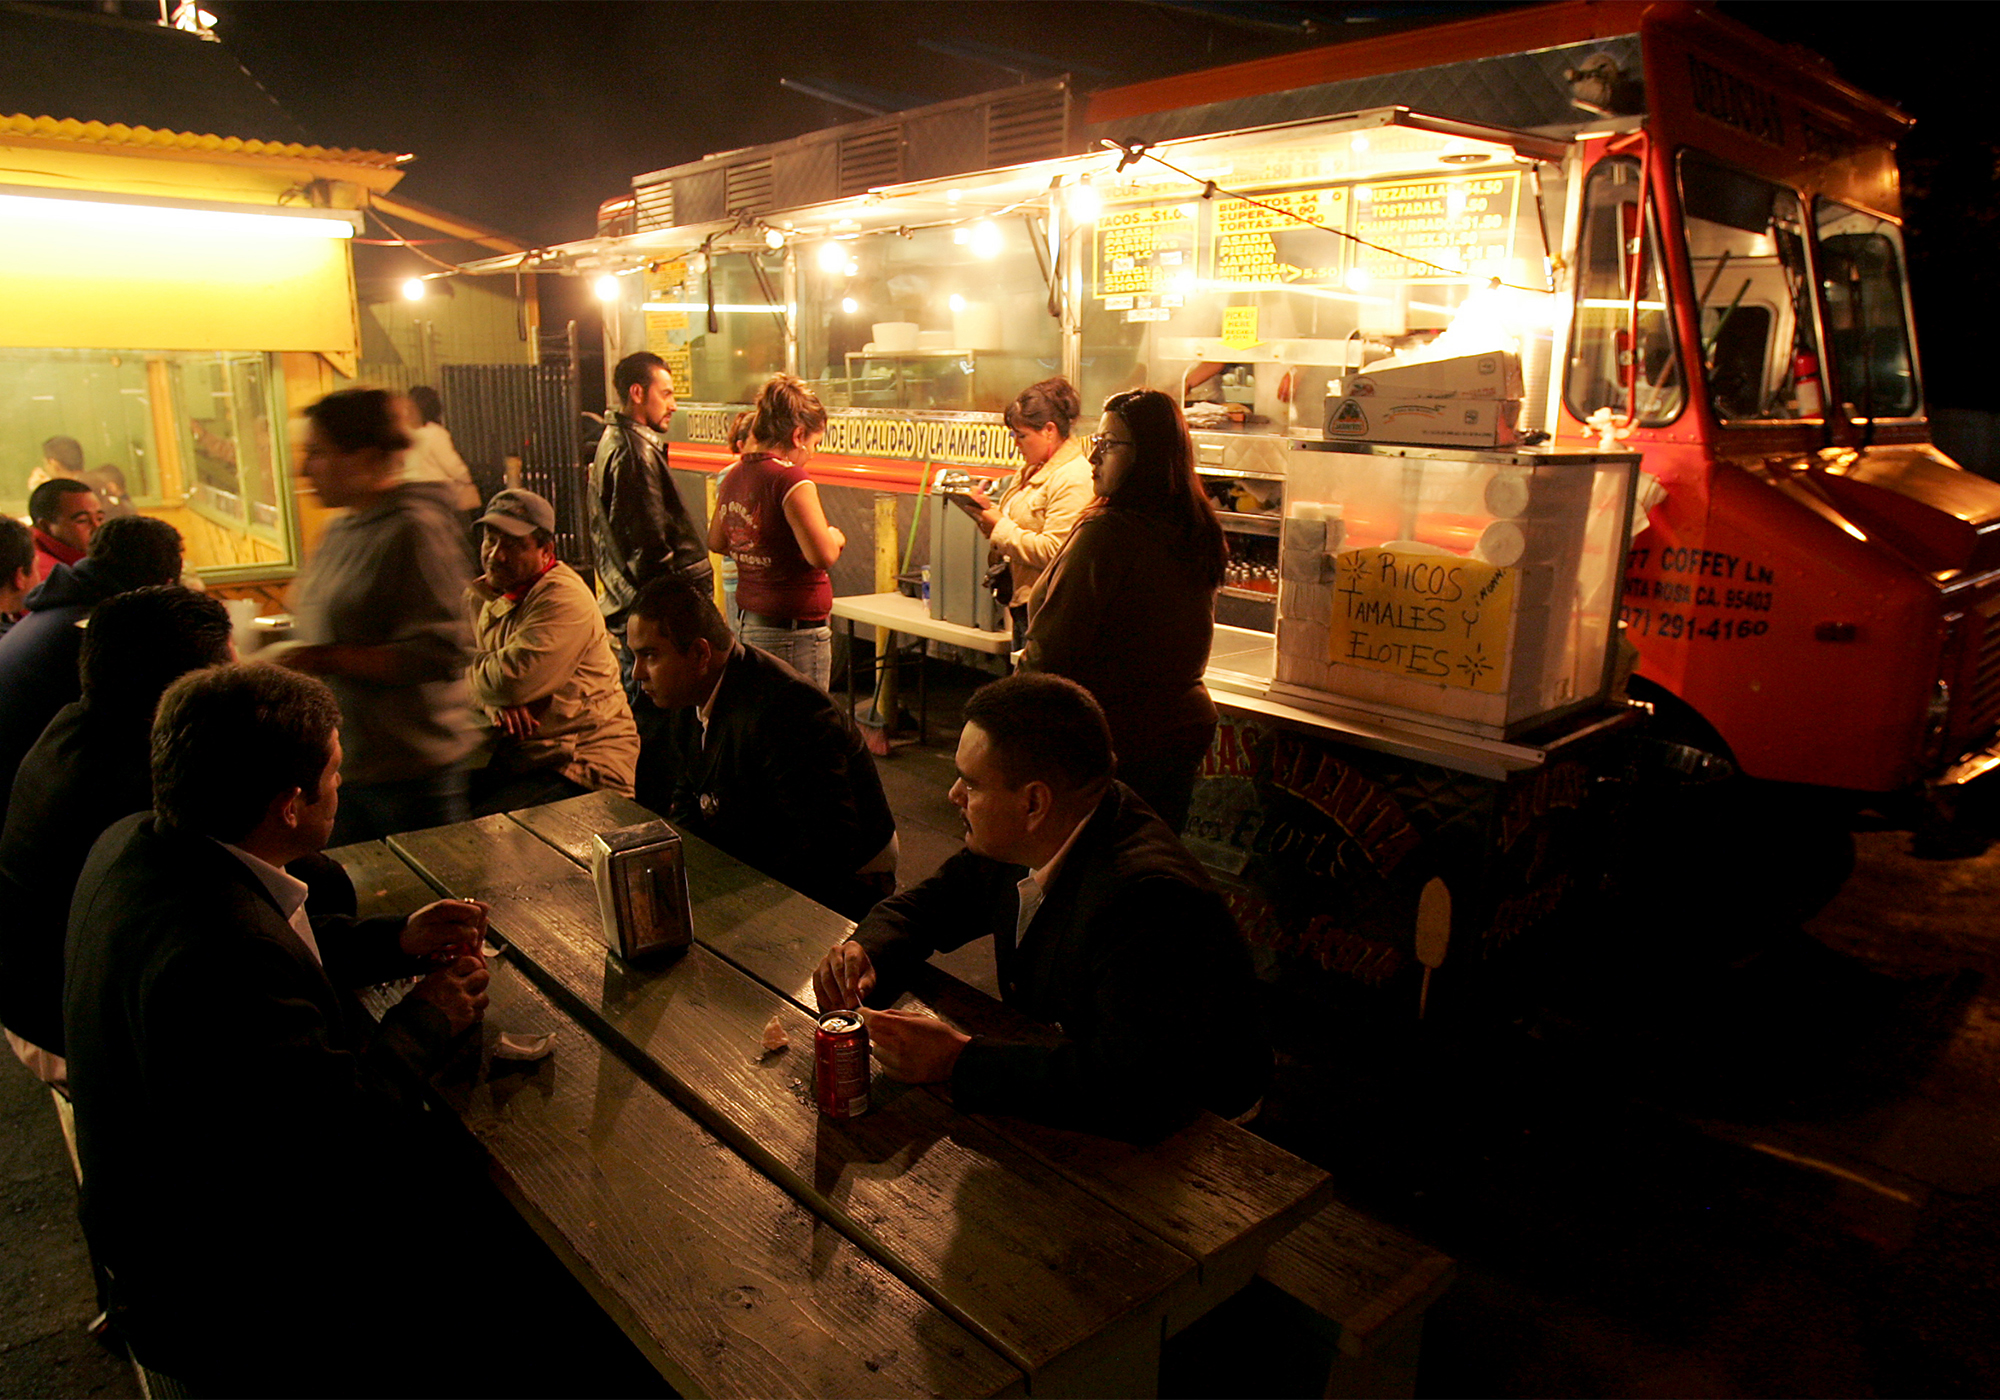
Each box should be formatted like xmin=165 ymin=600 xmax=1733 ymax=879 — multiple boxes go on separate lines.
xmin=590 ymin=352 xmax=712 ymax=648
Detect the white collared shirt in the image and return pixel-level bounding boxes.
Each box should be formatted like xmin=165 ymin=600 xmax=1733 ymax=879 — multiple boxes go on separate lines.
xmin=219 ymin=841 xmax=322 ymax=966
xmin=1013 ymin=804 xmax=1094 ymax=947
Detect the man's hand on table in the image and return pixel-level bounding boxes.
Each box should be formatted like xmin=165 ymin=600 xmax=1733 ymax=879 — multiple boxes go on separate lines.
xmin=812 ymin=939 xmax=876 ymax=1011
xmin=861 ymin=1008 xmax=970 ymax=1084
xmin=400 ymin=899 xmax=491 ymax=962
xmin=408 ymin=956 xmax=491 ymax=1037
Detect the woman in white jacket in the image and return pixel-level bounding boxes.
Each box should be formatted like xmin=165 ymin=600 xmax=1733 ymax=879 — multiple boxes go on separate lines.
xmin=956 ymin=376 xmax=1095 ymax=649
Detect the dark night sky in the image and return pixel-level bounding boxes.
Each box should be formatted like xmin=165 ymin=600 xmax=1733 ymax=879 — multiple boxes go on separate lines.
xmin=190 ymin=1 xmax=1991 ymax=403
xmin=208 ymin=0 xmax=1340 ymax=246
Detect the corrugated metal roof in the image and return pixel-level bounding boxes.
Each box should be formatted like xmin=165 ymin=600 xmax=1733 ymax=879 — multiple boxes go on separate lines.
xmin=0 ymin=112 xmax=407 ymax=169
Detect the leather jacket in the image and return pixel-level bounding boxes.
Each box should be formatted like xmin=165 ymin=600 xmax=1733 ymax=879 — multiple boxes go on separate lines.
xmin=588 ymin=409 xmax=711 ymax=627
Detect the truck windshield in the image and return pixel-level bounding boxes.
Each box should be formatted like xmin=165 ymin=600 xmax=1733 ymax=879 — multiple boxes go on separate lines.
xmin=1813 ymin=200 xmax=1918 ymax=420
xmin=1565 ymin=156 xmax=1683 ymax=427
xmin=1677 ymin=150 xmax=1823 ymax=424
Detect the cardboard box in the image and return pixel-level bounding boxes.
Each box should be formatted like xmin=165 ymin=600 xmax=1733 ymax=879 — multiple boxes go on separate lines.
xmin=1340 ymin=351 xmax=1524 ymax=401
xmin=1324 ymin=395 xmax=1522 ymax=448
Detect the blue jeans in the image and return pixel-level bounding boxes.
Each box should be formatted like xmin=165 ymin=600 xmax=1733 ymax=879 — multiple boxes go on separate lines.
xmin=739 ymin=618 xmax=832 ymax=692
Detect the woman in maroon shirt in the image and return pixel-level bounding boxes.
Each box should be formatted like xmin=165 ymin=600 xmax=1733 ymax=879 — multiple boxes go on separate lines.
xmin=709 ymin=375 xmax=845 ymax=690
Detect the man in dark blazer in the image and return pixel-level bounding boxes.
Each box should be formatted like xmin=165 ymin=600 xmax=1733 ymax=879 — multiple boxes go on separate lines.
xmin=63 ymin=663 xmax=491 ymax=1393
xmin=812 ymin=672 xmax=1270 ymax=1142
xmin=626 ymin=576 xmax=896 ymax=921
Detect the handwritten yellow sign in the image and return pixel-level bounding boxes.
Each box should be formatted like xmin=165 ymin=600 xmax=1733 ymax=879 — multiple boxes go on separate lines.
xmin=1329 ymin=546 xmax=1516 ymax=692
xmin=1221 ymin=305 xmax=1260 ymax=350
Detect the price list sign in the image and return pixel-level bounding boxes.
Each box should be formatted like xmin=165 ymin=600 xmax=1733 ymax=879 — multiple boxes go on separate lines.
xmin=1093 ymin=204 xmax=1198 ymax=300
xmin=642 ymin=260 xmax=695 ymax=392
xmin=1351 ymin=172 xmax=1522 ymax=282
xmin=1207 ymin=187 xmax=1350 ymax=288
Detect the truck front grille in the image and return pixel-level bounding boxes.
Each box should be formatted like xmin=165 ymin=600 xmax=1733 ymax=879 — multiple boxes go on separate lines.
xmin=1965 ymin=595 xmax=2000 ymax=738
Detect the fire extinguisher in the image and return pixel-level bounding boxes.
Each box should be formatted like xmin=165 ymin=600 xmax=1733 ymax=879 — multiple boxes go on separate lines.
xmin=1794 ymin=348 xmax=1824 ymax=417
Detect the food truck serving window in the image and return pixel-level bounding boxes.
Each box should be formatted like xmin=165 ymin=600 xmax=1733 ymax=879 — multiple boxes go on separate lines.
xmin=1676 ymin=151 xmax=1823 ymax=425
xmin=1565 ymin=157 xmax=1683 ymax=428
xmin=636 ymin=251 xmax=788 ymax=406
xmin=1077 ymin=135 xmax=1558 ymax=429
xmin=1813 ymin=200 xmax=1918 ymax=420
xmin=0 ymin=346 xmax=293 ymax=578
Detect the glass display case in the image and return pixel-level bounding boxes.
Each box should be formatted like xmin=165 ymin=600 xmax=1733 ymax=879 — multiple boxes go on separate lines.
xmin=1274 ymin=440 xmax=1639 ymax=739
xmin=802 ymin=222 xmax=1061 ymax=413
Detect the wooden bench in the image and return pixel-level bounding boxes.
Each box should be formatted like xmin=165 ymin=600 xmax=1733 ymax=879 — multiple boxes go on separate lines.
xmin=1257 ymin=1199 xmax=1456 ymax=1400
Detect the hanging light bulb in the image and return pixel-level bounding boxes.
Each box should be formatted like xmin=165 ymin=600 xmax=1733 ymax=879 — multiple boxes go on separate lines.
xmin=594 ymin=274 xmax=621 ymax=302
xmin=817 ymin=241 xmax=847 ymax=273
xmin=401 ymin=277 xmax=425 ymax=301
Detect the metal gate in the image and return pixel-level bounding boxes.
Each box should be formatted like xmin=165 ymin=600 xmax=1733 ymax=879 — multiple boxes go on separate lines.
xmin=438 ymin=351 xmax=591 ymax=579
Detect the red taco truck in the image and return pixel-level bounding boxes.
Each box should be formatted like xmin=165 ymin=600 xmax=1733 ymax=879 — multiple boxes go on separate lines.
xmin=483 ymin=0 xmax=1988 ymax=1011
xmin=1091 ymin=0 xmax=1999 ymax=806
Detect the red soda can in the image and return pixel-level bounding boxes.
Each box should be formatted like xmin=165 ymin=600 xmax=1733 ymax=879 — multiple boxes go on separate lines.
xmin=814 ymin=1010 xmax=871 ymax=1118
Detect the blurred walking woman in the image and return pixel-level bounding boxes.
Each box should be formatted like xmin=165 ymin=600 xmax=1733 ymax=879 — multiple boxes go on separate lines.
xmin=957 ymin=376 xmax=1094 ymax=648
xmin=1020 ymin=388 xmax=1226 ymax=832
xmin=710 ymin=374 xmax=844 ymax=690
xmin=281 ymin=388 xmax=476 ymax=843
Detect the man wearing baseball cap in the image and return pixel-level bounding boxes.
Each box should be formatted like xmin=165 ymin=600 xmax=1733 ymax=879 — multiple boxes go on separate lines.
xmin=464 ymin=487 xmax=639 ymax=814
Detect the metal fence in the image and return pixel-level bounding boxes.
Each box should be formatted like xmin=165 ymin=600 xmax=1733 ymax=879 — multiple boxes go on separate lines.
xmin=437 ymin=360 xmax=592 ymax=580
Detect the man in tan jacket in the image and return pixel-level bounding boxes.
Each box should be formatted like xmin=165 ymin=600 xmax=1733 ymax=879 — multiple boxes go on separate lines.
xmin=465 ymin=488 xmax=639 ymax=814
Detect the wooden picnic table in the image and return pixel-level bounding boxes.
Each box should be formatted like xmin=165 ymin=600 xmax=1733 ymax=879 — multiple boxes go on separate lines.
xmin=333 ymin=791 xmax=1338 ymax=1398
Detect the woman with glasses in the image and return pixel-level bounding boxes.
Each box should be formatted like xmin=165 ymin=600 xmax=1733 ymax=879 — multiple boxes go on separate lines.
xmin=954 ymin=377 xmax=1094 ymax=649
xmin=709 ymin=375 xmax=845 ymax=691
xmin=1019 ymin=388 xmax=1227 ymax=833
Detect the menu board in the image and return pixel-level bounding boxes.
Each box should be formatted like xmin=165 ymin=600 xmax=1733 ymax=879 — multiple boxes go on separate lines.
xmin=1330 ymin=546 xmax=1516 ymax=693
xmin=1094 ymin=203 xmax=1197 ymax=300
xmin=1207 ymin=188 xmax=1350 ymax=288
xmin=1350 ymin=171 xmax=1522 ymax=283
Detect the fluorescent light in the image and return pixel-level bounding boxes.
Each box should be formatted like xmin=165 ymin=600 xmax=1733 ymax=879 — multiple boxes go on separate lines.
xmin=642 ymin=302 xmax=794 ymax=315
xmin=0 ymin=186 xmax=358 ymax=240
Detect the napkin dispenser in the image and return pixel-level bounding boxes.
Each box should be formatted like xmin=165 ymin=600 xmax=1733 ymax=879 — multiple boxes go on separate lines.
xmin=588 ymin=820 xmax=692 ymax=959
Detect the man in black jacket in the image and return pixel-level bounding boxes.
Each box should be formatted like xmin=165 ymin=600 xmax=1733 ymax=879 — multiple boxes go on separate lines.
xmin=64 ymin=663 xmax=490 ymax=1392
xmin=812 ymin=672 xmax=1270 ymax=1142
xmin=590 ymin=352 xmax=711 ymax=644
xmin=626 ymin=576 xmax=896 ymax=921
xmin=0 ymin=514 xmax=182 ymax=830
xmin=0 ymin=587 xmax=232 ymax=1085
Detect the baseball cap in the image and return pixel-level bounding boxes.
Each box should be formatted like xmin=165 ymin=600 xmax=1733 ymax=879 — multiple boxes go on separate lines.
xmin=477 ymin=488 xmax=555 ymax=537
